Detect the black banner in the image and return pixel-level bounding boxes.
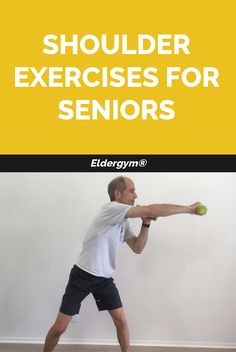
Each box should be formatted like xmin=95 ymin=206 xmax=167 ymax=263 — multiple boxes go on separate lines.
xmin=0 ymin=154 xmax=235 ymax=172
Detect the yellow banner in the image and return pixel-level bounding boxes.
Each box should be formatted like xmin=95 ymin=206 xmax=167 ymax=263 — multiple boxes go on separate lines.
xmin=1 ymin=0 xmax=235 ymax=154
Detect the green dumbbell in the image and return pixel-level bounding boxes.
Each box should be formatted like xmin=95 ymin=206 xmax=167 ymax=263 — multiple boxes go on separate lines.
xmin=195 ymin=205 xmax=207 ymax=216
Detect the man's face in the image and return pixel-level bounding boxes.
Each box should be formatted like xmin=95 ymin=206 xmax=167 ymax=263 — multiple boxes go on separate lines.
xmin=115 ymin=178 xmax=137 ymax=205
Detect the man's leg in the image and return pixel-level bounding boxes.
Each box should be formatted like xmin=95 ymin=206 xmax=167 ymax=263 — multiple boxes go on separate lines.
xmin=43 ymin=312 xmax=71 ymax=352
xmin=108 ymin=307 xmax=130 ymax=352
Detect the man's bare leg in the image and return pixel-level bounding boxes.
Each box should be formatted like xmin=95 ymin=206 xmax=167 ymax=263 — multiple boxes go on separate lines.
xmin=109 ymin=308 xmax=130 ymax=352
xmin=43 ymin=312 xmax=71 ymax=352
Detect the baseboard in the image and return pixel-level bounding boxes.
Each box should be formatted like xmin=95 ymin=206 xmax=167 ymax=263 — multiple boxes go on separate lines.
xmin=0 ymin=337 xmax=235 ymax=349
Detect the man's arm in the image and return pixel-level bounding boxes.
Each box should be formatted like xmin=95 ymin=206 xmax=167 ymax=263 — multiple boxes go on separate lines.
xmin=125 ymin=202 xmax=202 ymax=254
xmin=125 ymin=202 xmax=201 ymax=219
xmin=126 ymin=218 xmax=151 ymax=254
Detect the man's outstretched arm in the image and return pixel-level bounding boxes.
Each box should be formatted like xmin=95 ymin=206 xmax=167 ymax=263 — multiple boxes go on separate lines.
xmin=125 ymin=202 xmax=201 ymax=219
xmin=125 ymin=202 xmax=202 ymax=254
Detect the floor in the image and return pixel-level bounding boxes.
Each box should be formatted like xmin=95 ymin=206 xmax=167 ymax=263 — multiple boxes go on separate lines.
xmin=0 ymin=345 xmax=234 ymax=352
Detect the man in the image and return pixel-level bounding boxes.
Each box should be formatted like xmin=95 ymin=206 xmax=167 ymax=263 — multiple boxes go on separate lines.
xmin=43 ymin=176 xmax=201 ymax=352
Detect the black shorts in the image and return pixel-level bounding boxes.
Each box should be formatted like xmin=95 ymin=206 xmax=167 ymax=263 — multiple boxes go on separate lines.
xmin=59 ymin=265 xmax=122 ymax=316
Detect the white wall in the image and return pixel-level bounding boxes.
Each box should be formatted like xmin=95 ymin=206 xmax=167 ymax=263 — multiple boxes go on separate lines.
xmin=0 ymin=173 xmax=235 ymax=348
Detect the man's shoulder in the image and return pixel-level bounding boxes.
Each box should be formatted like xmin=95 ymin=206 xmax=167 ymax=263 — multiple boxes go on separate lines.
xmin=95 ymin=201 xmax=132 ymax=224
xmin=101 ymin=201 xmax=132 ymax=211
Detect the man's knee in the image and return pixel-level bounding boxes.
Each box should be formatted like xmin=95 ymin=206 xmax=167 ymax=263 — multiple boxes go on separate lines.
xmin=51 ymin=313 xmax=71 ymax=337
xmin=51 ymin=321 xmax=68 ymax=336
xmin=111 ymin=312 xmax=128 ymax=329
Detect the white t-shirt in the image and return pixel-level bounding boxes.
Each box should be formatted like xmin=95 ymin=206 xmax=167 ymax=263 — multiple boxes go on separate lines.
xmin=77 ymin=201 xmax=135 ymax=278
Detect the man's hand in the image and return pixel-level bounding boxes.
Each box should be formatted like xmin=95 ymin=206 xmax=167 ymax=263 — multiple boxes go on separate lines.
xmin=141 ymin=217 xmax=152 ymax=225
xmin=189 ymin=202 xmax=202 ymax=214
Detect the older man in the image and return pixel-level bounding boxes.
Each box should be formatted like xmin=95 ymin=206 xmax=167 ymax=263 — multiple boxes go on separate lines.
xmin=43 ymin=176 xmax=201 ymax=352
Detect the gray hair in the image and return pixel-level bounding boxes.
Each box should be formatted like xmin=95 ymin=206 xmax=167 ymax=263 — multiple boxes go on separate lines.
xmin=107 ymin=176 xmax=127 ymax=201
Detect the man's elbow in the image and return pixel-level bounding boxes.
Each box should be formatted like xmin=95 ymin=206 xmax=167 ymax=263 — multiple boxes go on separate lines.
xmin=138 ymin=205 xmax=155 ymax=218
xmin=146 ymin=205 xmax=156 ymax=218
xmin=133 ymin=246 xmax=143 ymax=254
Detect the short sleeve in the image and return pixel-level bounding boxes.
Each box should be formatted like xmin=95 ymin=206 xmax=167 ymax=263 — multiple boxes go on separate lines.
xmin=98 ymin=202 xmax=132 ymax=225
